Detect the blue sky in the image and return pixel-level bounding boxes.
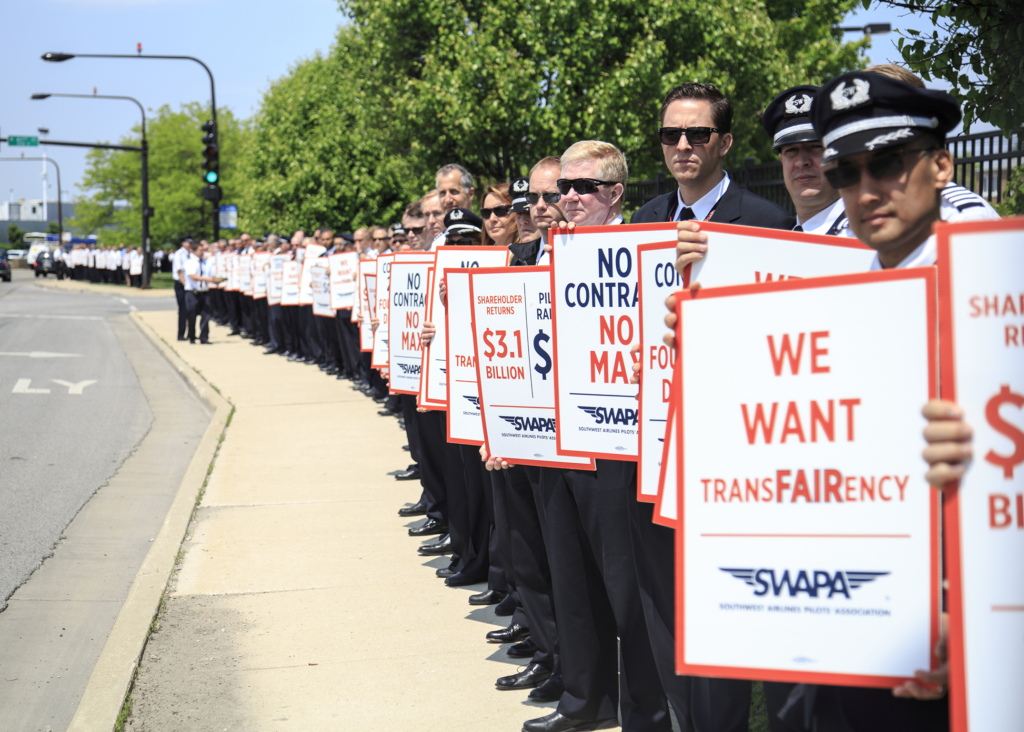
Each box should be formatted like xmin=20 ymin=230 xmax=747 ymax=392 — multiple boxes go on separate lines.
xmin=0 ymin=0 xmax=958 ymax=206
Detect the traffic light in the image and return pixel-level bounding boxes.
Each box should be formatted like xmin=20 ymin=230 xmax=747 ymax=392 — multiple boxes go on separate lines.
xmin=201 ymin=120 xmax=218 ymax=184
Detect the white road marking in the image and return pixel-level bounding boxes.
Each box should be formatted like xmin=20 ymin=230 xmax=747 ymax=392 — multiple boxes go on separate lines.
xmin=51 ymin=379 xmax=98 ymax=395
xmin=12 ymin=379 xmax=50 ymax=394
xmin=0 ymin=313 xmax=104 ymax=321
xmin=0 ymin=351 xmax=83 ymax=358
xmin=117 ymin=297 xmax=130 ymax=306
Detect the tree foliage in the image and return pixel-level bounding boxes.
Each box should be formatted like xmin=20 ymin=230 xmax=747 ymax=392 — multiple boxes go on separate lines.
xmin=71 ymin=103 xmax=249 ymax=245
xmin=874 ymin=0 xmax=1024 ymax=132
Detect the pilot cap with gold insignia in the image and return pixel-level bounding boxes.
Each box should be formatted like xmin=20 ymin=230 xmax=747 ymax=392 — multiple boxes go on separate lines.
xmin=811 ymin=71 xmax=961 ymax=164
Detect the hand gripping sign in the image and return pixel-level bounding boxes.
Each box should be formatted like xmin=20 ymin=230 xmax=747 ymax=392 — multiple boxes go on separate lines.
xmin=311 ymin=264 xmax=334 ymax=317
xmin=550 ymin=223 xmax=687 ymax=460
xmin=672 ymin=268 xmax=940 ymax=687
xmin=937 ymin=218 xmax=1024 ymax=732
xmin=420 ymin=246 xmax=511 ymax=411
xmin=329 ymin=252 xmax=359 ymax=311
xmin=388 ymin=259 xmax=432 ymax=394
xmin=637 ymin=230 xmax=876 ymax=507
xmin=469 ymin=266 xmax=595 ymax=469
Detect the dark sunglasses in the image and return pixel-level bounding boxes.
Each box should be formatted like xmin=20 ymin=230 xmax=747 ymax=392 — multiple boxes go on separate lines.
xmin=526 ymin=191 xmax=562 ymax=205
xmin=481 ymin=205 xmax=513 ymax=219
xmin=446 ymin=235 xmax=482 ymax=246
xmin=406 ymin=226 xmax=425 ymax=235
xmin=658 ymin=127 xmax=720 ymax=146
xmin=823 ymin=147 xmax=936 ymax=190
xmin=556 ymin=178 xmax=619 ymax=196
xmin=372 ymin=236 xmax=388 ymax=242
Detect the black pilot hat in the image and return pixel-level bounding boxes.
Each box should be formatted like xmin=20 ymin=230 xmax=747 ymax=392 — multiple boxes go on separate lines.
xmin=509 ymin=177 xmax=531 ymax=213
xmin=811 ymin=71 xmax=961 ymax=165
xmin=762 ymin=85 xmax=820 ymax=152
xmin=443 ymin=207 xmax=483 ymax=235
xmin=390 ymin=222 xmax=407 ymax=237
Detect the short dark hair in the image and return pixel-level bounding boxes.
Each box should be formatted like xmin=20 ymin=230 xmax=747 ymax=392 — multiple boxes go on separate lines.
xmin=405 ymin=200 xmax=424 ymax=218
xmin=660 ymin=83 xmax=733 ymax=133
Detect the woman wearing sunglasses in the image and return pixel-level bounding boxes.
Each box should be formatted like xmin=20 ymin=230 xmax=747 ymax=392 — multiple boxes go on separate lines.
xmin=480 ymin=182 xmax=521 ymax=248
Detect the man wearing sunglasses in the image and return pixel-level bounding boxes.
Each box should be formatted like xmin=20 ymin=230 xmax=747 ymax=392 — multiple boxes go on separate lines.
xmin=523 ymin=156 xmax=567 ymax=266
xmin=524 ymin=141 xmax=671 ymax=732
xmin=762 ymin=85 xmax=849 ymax=236
xmin=632 ymin=82 xmax=794 ymax=230
xmin=402 ymin=199 xmax=429 ymax=251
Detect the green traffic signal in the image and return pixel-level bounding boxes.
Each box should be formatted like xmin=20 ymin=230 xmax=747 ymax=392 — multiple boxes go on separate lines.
xmin=205 ymin=170 xmax=219 ymax=184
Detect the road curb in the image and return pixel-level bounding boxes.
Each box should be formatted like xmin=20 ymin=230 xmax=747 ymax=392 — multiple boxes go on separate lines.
xmin=33 ymin=278 xmax=174 ymax=298
xmin=66 ymin=311 xmax=232 ymax=732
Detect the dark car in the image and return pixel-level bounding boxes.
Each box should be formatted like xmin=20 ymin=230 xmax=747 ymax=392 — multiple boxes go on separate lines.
xmin=0 ymin=250 xmax=10 ymax=282
xmin=33 ymin=251 xmax=57 ymax=277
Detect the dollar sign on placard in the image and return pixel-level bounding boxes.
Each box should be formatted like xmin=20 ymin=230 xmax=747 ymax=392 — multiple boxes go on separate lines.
xmin=985 ymin=385 xmax=1024 ymax=479
xmin=533 ymin=329 xmax=552 ymax=380
xmin=482 ymin=328 xmax=496 ymax=361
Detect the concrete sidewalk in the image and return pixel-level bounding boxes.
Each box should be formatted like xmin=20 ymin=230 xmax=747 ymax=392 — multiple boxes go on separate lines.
xmin=126 ymin=312 xmax=550 ymax=731
xmin=34 ymin=277 xmax=174 ymax=298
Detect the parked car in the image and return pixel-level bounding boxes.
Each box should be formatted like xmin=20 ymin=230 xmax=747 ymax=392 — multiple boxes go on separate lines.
xmin=1 ymin=250 xmax=11 ymax=282
xmin=33 ymin=251 xmax=57 ymax=277
xmin=7 ymin=249 xmax=26 ymax=260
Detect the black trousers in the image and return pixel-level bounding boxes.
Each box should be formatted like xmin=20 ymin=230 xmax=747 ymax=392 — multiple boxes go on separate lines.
xmin=300 ymin=306 xmax=322 ymax=362
xmin=400 ymin=395 xmax=423 ymax=466
xmin=255 ymin=298 xmax=270 ymax=342
xmin=335 ymin=313 xmax=361 ymax=377
xmin=762 ymin=681 xmax=948 ymax=732
xmin=455 ymin=443 xmax=495 ymax=582
xmin=498 ymin=465 xmax=559 ymax=671
xmin=268 ymin=304 xmax=284 ymax=352
xmin=185 ymin=290 xmax=210 ymax=343
xmin=317 ymin=314 xmax=339 ymax=367
xmin=174 ymin=281 xmax=187 ymax=339
xmin=282 ymin=305 xmax=300 ymax=355
xmin=130 ymin=274 xmax=141 ymax=287
xmin=539 ymin=461 xmax=670 ymax=730
xmin=416 ymin=410 xmax=452 ymax=527
xmin=228 ymin=291 xmax=242 ymax=332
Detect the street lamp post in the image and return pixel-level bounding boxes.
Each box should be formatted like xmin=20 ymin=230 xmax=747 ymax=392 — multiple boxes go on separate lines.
xmin=41 ymin=51 xmax=220 ymax=242
xmin=31 ymin=93 xmax=152 ymax=287
xmin=0 ymin=157 xmax=63 ymax=245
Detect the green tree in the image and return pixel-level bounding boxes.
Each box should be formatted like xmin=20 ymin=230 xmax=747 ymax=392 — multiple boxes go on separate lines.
xmin=238 ymin=30 xmax=426 ymax=235
xmin=344 ymin=0 xmax=865 ymax=182
xmin=71 ymin=104 xmax=250 ymax=245
xmin=6 ymin=224 xmax=24 ymax=246
xmin=873 ymin=0 xmax=1024 ymax=132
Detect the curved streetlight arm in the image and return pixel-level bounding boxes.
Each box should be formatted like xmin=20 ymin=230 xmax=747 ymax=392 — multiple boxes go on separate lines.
xmin=32 ymin=93 xmax=146 ymax=138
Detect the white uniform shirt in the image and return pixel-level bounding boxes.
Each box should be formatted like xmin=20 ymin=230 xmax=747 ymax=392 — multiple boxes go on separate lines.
xmin=674 ymin=174 xmax=731 ymax=222
xmin=183 ymin=254 xmax=207 ymax=292
xmin=795 ymin=198 xmax=848 ymax=236
xmin=940 ymin=183 xmax=1000 ymax=222
xmin=171 ymin=247 xmax=189 ymax=282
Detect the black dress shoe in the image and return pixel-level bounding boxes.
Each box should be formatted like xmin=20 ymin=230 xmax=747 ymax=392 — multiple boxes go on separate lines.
xmin=436 ymin=566 xmax=455 ymax=578
xmin=372 ymin=395 xmax=388 ymax=404
xmin=507 ymin=637 xmax=538 ymax=658
xmin=264 ymin=348 xmax=282 ymax=355
xmin=397 ymin=420 xmax=406 ymax=431
xmin=418 ymin=535 xmax=453 ymax=555
xmin=528 ymin=675 xmax=565 ymax=703
xmin=408 ymin=518 xmax=447 ymax=537
xmin=468 ymin=589 xmax=508 ymax=606
xmin=496 ymin=662 xmax=551 ymax=690
xmin=228 ymin=330 xmax=241 ymax=336
xmin=177 ymin=336 xmax=188 ymax=341
xmin=444 ymin=571 xmax=486 ymax=587
xmin=402 ymin=444 xmax=411 ymax=451
xmin=303 ymin=357 xmax=317 ymax=365
xmin=398 ymin=502 xmax=427 ymax=517
xmin=486 ymin=622 xmax=530 ymax=644
xmin=394 ymin=468 xmax=420 ymax=481
xmin=522 ymin=712 xmax=617 ymax=732
xmin=494 ymin=593 xmax=518 ymax=617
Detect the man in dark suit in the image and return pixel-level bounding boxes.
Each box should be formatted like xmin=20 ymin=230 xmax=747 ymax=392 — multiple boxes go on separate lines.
xmin=631 ymin=82 xmax=795 ymax=230
xmin=629 ymin=82 xmax=794 ymax=732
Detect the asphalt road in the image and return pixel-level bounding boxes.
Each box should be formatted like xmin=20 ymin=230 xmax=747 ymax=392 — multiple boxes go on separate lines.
xmin=0 ymin=271 xmax=165 ymax=603
xmin=0 ymin=268 xmax=210 ymax=731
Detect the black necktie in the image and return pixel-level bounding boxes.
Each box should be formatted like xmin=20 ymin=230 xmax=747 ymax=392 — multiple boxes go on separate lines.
xmin=793 ymin=224 xmax=804 ymax=232
xmin=678 ymin=207 xmax=695 ymax=222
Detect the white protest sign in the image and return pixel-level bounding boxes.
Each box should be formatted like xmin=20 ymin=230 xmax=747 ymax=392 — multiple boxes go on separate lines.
xmin=550 ymin=223 xmax=683 ymax=460
xmin=280 ymin=260 xmax=301 ymax=306
xmin=638 ymin=229 xmax=877 ymax=506
xmin=655 ymin=397 xmax=679 ymax=527
xmin=253 ymin=252 xmax=270 ymax=299
xmin=418 ymin=267 xmax=435 ymax=407
xmin=421 ymin=246 xmax=511 ymax=411
xmin=299 ymin=244 xmax=327 ymax=306
xmin=311 ymin=265 xmax=334 ymax=317
xmin=470 ymin=267 xmax=594 ymax=469
xmin=937 ymin=218 xmax=1024 ymax=732
xmin=371 ymin=255 xmax=393 ymax=369
xmin=446 ymin=270 xmax=483 ymax=444
xmin=329 ymin=252 xmax=359 ymax=310
xmin=239 ymin=254 xmax=253 ymax=296
xmin=673 ymin=268 xmax=939 ymax=686
xmin=388 ymin=260 xmax=431 ymax=394
xmin=267 ymin=255 xmax=286 ymax=305
xmin=227 ymin=254 xmax=240 ymax=291
xmin=360 ymin=272 xmax=376 ymax=352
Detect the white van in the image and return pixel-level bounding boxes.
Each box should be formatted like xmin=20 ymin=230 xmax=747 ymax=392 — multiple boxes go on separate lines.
xmin=23 ymin=234 xmax=51 ymax=266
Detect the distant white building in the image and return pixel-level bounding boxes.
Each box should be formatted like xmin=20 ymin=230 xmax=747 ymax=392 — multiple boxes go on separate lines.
xmin=0 ymin=198 xmax=56 ymax=222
